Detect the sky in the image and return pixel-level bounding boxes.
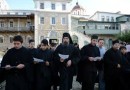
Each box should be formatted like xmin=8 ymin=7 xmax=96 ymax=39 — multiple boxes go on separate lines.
xmin=6 ymin=0 xmax=130 ymax=15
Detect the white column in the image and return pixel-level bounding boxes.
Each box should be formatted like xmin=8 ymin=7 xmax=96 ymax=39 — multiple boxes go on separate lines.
xmin=34 ymin=12 xmax=39 ymax=47
xmin=18 ymin=18 xmax=20 ymax=31
xmin=68 ymin=13 xmax=71 ymax=32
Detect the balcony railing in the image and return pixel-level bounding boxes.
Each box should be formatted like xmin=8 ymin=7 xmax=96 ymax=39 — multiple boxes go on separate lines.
xmin=0 ymin=26 xmax=34 ymax=32
xmin=76 ymin=29 xmax=120 ymax=35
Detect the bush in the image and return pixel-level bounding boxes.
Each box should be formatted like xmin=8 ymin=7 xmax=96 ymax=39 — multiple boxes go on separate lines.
xmin=117 ymin=31 xmax=130 ymax=43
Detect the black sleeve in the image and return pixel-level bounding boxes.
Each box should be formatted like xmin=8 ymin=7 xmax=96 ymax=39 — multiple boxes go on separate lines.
xmin=71 ymin=47 xmax=80 ymax=65
xmin=47 ymin=50 xmax=53 ymax=62
xmin=97 ymin=47 xmax=100 ymax=57
xmin=1 ymin=50 xmax=11 ymax=67
xmin=80 ymin=46 xmax=90 ymax=62
xmin=103 ymin=50 xmax=118 ymax=69
xmin=53 ymin=45 xmax=61 ymax=63
xmin=24 ymin=49 xmax=34 ymax=84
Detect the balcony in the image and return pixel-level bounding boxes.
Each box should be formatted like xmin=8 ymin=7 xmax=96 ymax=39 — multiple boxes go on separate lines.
xmin=0 ymin=26 xmax=34 ymax=32
xmin=77 ymin=25 xmax=121 ymax=35
xmin=79 ymin=29 xmax=120 ymax=35
xmin=77 ymin=27 xmax=120 ymax=35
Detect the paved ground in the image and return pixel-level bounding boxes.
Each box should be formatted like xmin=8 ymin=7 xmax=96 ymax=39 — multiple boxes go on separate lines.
xmin=0 ymin=77 xmax=98 ymax=90
xmin=0 ymin=81 xmax=5 ymax=90
xmin=72 ymin=77 xmax=98 ymax=90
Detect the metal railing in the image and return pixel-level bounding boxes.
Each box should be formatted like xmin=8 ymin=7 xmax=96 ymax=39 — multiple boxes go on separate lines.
xmin=0 ymin=26 xmax=34 ymax=31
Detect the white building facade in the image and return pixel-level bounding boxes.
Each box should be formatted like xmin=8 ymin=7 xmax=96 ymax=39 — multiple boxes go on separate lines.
xmin=33 ymin=0 xmax=72 ymax=46
xmin=90 ymin=11 xmax=123 ymax=22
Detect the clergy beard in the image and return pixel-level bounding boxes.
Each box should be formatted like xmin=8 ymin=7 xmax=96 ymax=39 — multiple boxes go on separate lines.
xmin=63 ymin=41 xmax=69 ymax=45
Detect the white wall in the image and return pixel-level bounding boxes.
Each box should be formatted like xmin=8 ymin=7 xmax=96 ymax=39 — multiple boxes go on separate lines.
xmin=90 ymin=12 xmax=122 ymax=22
xmin=98 ymin=13 xmax=122 ymax=22
xmin=35 ymin=1 xmax=71 ymax=12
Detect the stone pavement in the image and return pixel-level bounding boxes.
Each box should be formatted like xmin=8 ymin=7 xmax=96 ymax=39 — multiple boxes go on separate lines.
xmin=72 ymin=77 xmax=98 ymax=90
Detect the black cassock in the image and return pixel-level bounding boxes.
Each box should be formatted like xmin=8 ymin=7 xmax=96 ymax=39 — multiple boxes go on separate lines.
xmin=35 ymin=49 xmax=53 ymax=90
xmin=1 ymin=47 xmax=33 ymax=90
xmin=104 ymin=48 xmax=123 ymax=90
xmin=28 ymin=48 xmax=38 ymax=90
xmin=78 ymin=44 xmax=100 ymax=90
xmin=53 ymin=44 xmax=80 ymax=90
xmin=0 ymin=68 xmax=5 ymax=84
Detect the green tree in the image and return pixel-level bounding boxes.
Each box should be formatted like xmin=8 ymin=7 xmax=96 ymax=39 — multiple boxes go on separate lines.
xmin=117 ymin=31 xmax=130 ymax=42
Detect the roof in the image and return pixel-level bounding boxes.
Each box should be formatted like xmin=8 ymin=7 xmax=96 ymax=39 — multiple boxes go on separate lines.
xmin=71 ymin=2 xmax=85 ymax=12
xmin=116 ymin=15 xmax=130 ymax=19
xmin=90 ymin=11 xmax=123 ymax=19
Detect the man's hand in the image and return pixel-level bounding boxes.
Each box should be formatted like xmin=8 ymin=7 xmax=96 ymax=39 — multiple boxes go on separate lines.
xmin=16 ymin=64 xmax=25 ymax=69
xmin=88 ymin=57 xmax=95 ymax=61
xmin=45 ymin=61 xmax=50 ymax=66
xmin=5 ymin=65 xmax=11 ymax=70
xmin=117 ymin=64 xmax=121 ymax=68
xmin=60 ymin=58 xmax=64 ymax=62
xmin=34 ymin=61 xmax=39 ymax=64
xmin=66 ymin=60 xmax=72 ymax=67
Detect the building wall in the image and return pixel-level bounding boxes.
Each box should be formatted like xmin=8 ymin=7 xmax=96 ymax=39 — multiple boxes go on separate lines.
xmin=35 ymin=12 xmax=69 ymax=44
xmin=71 ymin=17 xmax=119 ymax=48
xmin=0 ymin=33 xmax=34 ymax=51
xmin=0 ymin=11 xmax=34 ymax=50
xmin=120 ymin=22 xmax=130 ymax=32
xmin=34 ymin=0 xmax=71 ymax=12
xmin=0 ymin=18 xmax=34 ymax=28
xmin=34 ymin=0 xmax=72 ymax=46
xmin=90 ymin=12 xmax=122 ymax=22
xmin=117 ymin=16 xmax=130 ymax=22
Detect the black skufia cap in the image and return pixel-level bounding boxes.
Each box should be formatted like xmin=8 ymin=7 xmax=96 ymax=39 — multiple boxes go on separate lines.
xmin=112 ymin=40 xmax=119 ymax=45
xmin=91 ymin=35 xmax=98 ymax=39
xmin=41 ymin=39 xmax=48 ymax=45
xmin=62 ymin=32 xmax=73 ymax=44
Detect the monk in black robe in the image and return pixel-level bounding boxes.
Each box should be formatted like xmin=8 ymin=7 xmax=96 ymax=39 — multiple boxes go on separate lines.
xmin=28 ymin=39 xmax=38 ymax=90
xmin=1 ymin=35 xmax=33 ymax=90
xmin=79 ymin=35 xmax=100 ymax=90
xmin=104 ymin=40 xmax=123 ymax=90
xmin=53 ymin=32 xmax=80 ymax=90
xmin=119 ymin=46 xmax=130 ymax=90
xmin=35 ymin=39 xmax=53 ymax=90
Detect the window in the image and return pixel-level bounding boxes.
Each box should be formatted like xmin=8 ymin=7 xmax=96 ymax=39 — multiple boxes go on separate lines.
xmin=127 ymin=18 xmax=130 ymax=22
xmin=40 ymin=17 xmax=44 ymax=24
xmin=83 ymin=26 xmax=85 ymax=29
xmin=0 ymin=36 xmax=4 ymax=43
xmin=101 ymin=16 xmax=105 ymax=21
xmin=51 ymin=3 xmax=55 ymax=10
xmin=111 ymin=17 xmax=114 ymax=22
xmin=7 ymin=12 xmax=10 ymax=15
xmin=62 ymin=18 xmax=66 ymax=25
xmin=15 ymin=12 xmax=18 ymax=15
xmin=78 ymin=11 xmax=80 ymax=15
xmin=0 ymin=21 xmax=4 ymax=27
xmin=23 ymin=12 xmax=26 ymax=15
xmin=10 ymin=21 xmax=13 ymax=27
xmin=27 ymin=21 xmax=31 ymax=27
xmin=51 ymin=17 xmax=56 ymax=24
xmin=40 ymin=3 xmax=44 ymax=9
xmin=10 ymin=37 xmax=13 ymax=43
xmin=27 ymin=36 xmax=31 ymax=42
xmin=62 ymin=4 xmax=66 ymax=10
xmin=107 ymin=16 xmax=109 ymax=22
